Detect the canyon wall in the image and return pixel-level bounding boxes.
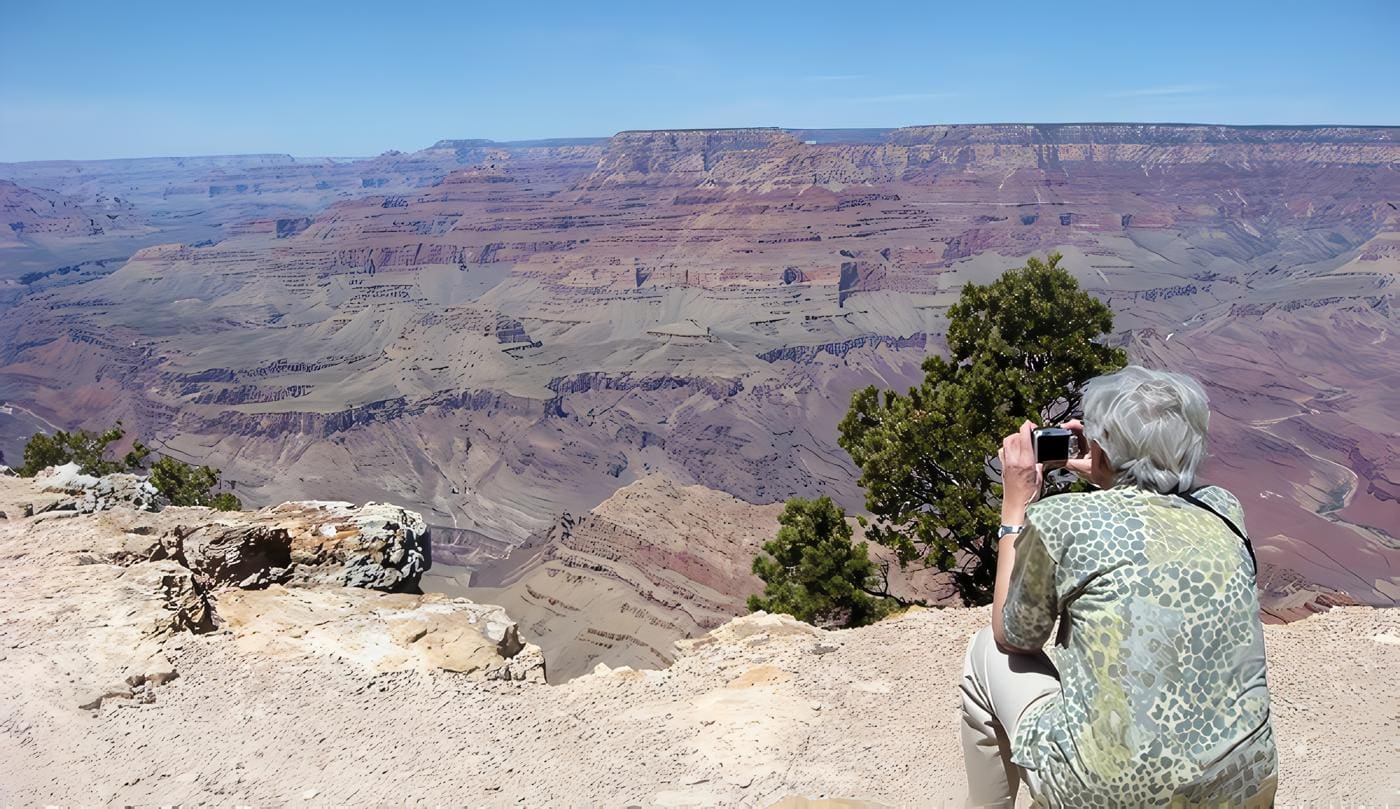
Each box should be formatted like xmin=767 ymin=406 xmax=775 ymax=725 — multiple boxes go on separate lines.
xmin=1 ymin=125 xmax=1396 ymax=670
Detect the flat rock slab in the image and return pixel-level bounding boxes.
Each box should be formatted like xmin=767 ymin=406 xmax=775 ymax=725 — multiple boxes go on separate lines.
xmin=218 ymin=585 xmax=543 ymax=680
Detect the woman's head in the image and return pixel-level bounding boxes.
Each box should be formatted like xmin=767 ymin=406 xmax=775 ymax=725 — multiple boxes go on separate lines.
xmin=1080 ymin=365 xmax=1210 ymax=494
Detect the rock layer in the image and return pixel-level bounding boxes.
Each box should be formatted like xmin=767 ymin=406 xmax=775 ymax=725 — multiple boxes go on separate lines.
xmin=1 ymin=124 xmax=1396 ymax=637
xmin=432 ymin=475 xmax=944 ymax=681
xmin=218 ymin=586 xmax=544 ymax=681
xmin=181 ymin=500 xmax=430 ymax=592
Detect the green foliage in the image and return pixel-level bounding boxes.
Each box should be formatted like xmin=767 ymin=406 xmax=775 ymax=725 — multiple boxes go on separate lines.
xmin=837 ymin=253 xmax=1126 ymax=605
xmin=17 ymin=423 xmax=148 ymax=477
xmin=209 ymin=492 xmax=243 ymax=512
xmin=18 ymin=422 xmax=239 ymax=511
xmin=148 ymin=455 xmax=240 ymax=509
xmin=747 ymin=496 xmax=894 ymax=628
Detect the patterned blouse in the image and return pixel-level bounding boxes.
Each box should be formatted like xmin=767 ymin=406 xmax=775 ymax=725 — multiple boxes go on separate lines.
xmin=1003 ymin=485 xmax=1278 ymax=807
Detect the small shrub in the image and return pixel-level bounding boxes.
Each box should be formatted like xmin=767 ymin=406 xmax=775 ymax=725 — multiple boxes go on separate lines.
xmin=19 ymin=423 xmax=239 ymax=510
xmin=748 ymin=496 xmax=894 ymax=628
xmin=148 ymin=455 xmax=239 ymax=509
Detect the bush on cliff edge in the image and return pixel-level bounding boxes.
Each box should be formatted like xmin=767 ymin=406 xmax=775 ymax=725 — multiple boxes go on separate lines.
xmin=748 ymin=496 xmax=894 ymax=628
xmin=18 ymin=423 xmax=241 ymax=511
xmin=147 ymin=455 xmax=242 ymax=510
xmin=17 ymin=423 xmax=148 ymax=478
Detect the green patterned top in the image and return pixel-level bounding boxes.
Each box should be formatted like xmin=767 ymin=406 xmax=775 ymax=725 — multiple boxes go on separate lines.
xmin=1003 ymin=485 xmax=1277 ymax=807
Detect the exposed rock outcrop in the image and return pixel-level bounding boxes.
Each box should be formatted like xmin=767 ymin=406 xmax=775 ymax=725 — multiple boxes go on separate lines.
xmin=219 ymin=586 xmax=543 ymax=681
xmin=674 ymin=609 xmax=823 ymax=656
xmin=181 ymin=500 xmax=429 ymax=592
xmin=0 ymin=474 xmax=543 ymax=714
xmin=28 ymin=462 xmax=165 ymax=516
xmin=2 ymin=470 xmax=430 ymax=593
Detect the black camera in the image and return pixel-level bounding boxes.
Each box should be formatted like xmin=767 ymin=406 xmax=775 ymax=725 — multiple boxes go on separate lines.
xmin=1032 ymin=427 xmax=1074 ymax=467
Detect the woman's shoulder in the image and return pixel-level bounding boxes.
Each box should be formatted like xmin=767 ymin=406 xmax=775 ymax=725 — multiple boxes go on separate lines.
xmin=1029 ymin=485 xmax=1244 ymax=528
xmin=1066 ymin=483 xmax=1248 ymax=527
xmin=1025 ymin=488 xmax=1143 ymax=561
xmin=1030 ymin=486 xmax=1138 ymax=518
xmin=1185 ymin=484 xmax=1247 ymax=525
xmin=1035 ymin=484 xmax=1243 ymax=511
xmin=1189 ymin=483 xmax=1242 ymax=504
xmin=1026 ymin=488 xmax=1139 ymax=542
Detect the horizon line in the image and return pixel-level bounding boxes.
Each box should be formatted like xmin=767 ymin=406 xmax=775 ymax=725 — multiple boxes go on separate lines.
xmin=3 ymin=120 xmax=1398 ymax=165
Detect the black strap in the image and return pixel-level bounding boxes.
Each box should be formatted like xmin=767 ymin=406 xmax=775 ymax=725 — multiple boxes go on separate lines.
xmin=1175 ymin=489 xmax=1258 ymax=578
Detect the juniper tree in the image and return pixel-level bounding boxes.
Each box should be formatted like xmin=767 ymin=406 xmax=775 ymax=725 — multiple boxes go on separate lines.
xmin=149 ymin=455 xmax=242 ymax=510
xmin=20 ymin=423 xmax=240 ymax=511
xmin=837 ymin=253 xmax=1126 ymax=605
xmin=748 ymin=496 xmax=894 ymax=628
xmin=17 ymin=423 xmax=147 ymax=477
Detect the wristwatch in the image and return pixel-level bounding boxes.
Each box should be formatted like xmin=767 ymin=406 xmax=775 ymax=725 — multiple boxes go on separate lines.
xmin=997 ymin=524 xmax=1025 ymax=539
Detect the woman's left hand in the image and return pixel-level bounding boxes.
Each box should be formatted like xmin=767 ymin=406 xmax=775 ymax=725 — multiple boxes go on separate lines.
xmin=999 ymin=420 xmax=1043 ymax=524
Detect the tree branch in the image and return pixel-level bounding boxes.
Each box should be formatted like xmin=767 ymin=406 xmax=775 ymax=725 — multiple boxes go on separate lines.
xmin=864 ymin=561 xmax=932 ymax=608
xmin=861 ymin=585 xmax=931 ymax=609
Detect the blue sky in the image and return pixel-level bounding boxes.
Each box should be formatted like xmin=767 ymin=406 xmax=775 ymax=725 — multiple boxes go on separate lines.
xmin=1 ymin=0 xmax=1396 ymax=161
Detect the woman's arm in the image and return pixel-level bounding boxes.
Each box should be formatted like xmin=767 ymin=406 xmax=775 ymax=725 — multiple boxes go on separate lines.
xmin=991 ymin=534 xmax=1030 ymax=652
xmin=992 ymin=420 xmax=1043 ymax=653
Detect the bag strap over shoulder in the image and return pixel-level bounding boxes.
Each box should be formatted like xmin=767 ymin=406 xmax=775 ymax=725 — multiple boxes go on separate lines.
xmin=1175 ymin=488 xmax=1259 ymax=578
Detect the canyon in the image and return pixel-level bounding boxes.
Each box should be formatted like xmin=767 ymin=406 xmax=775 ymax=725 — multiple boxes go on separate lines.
xmin=1 ymin=125 xmax=1397 ymax=676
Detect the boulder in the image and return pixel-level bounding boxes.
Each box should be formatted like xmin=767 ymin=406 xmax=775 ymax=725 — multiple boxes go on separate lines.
xmin=676 ymin=611 xmax=823 ymax=657
xmin=4 ymin=475 xmax=426 ymax=595
xmin=34 ymin=462 xmax=98 ymax=491
xmin=0 ymin=482 xmax=542 ymax=716
xmin=181 ymin=522 xmax=294 ymax=591
xmin=272 ymin=501 xmax=429 ymax=591
xmin=32 ymin=463 xmax=165 ymax=514
xmin=177 ymin=500 xmax=429 ymax=594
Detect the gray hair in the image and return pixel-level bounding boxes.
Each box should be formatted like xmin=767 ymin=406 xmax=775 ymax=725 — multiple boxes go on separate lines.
xmin=1081 ymin=365 xmax=1210 ymax=494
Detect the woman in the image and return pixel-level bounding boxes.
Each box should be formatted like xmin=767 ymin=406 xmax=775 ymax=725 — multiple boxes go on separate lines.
xmin=959 ymin=365 xmax=1277 ymax=808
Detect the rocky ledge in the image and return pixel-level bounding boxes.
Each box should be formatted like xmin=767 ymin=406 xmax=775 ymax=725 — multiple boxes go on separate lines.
xmin=0 ymin=470 xmax=544 ymax=713
xmin=0 ymin=470 xmax=1393 ymax=806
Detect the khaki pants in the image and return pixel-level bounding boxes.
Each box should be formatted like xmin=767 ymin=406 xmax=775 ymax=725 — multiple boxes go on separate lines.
xmin=959 ymin=627 xmax=1060 ymax=809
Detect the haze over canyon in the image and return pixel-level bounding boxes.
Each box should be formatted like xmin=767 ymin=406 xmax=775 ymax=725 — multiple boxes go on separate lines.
xmin=1 ymin=124 xmax=1396 ymax=677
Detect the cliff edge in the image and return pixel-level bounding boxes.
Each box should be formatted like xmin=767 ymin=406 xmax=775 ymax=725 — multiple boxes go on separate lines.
xmin=0 ymin=471 xmax=1394 ymax=806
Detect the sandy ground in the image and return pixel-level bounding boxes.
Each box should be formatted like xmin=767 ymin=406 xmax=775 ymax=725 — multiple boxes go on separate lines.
xmin=1 ymin=602 xmax=1396 ymax=807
